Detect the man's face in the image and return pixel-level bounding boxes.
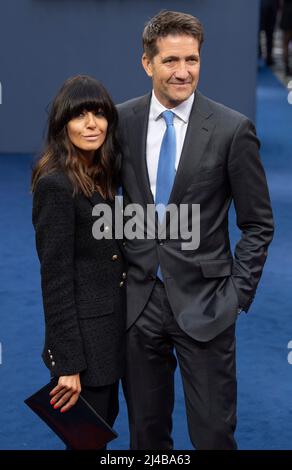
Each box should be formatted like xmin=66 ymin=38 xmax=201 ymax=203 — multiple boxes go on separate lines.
xmin=142 ymin=34 xmax=200 ymax=108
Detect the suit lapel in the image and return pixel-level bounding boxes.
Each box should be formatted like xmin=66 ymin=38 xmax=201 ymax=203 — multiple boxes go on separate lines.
xmin=168 ymin=90 xmax=214 ymax=206
xmin=128 ymin=94 xmax=154 ymax=206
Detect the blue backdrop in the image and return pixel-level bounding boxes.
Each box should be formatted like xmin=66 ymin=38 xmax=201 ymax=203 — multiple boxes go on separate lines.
xmin=0 ymin=0 xmax=259 ymax=153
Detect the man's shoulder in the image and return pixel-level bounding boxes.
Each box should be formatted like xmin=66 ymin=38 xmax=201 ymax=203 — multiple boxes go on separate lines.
xmin=197 ymin=91 xmax=251 ymax=126
xmin=116 ymin=94 xmax=150 ymax=116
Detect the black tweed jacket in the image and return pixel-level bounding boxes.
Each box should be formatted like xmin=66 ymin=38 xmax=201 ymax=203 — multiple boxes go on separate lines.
xmin=32 ymin=171 xmax=126 ymax=387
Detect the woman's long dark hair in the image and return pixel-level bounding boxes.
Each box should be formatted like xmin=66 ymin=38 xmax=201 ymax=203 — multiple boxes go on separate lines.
xmin=31 ymin=75 xmax=121 ymax=199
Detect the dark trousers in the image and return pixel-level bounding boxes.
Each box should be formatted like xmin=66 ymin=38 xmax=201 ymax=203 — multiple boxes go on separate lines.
xmin=259 ymin=1 xmax=277 ymax=63
xmin=122 ymin=281 xmax=237 ymax=450
xmin=81 ymin=381 xmax=119 ymax=429
xmin=66 ymin=381 xmax=119 ymax=450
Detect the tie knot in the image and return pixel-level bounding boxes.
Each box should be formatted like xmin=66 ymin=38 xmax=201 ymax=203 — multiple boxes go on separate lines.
xmin=162 ymin=110 xmax=174 ymax=127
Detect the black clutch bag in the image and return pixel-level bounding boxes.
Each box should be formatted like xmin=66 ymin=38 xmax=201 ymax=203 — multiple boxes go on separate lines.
xmin=24 ymin=378 xmax=118 ymax=450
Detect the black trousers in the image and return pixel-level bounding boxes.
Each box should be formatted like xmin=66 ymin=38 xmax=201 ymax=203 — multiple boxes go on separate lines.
xmin=65 ymin=381 xmax=119 ymax=450
xmin=81 ymin=381 xmax=119 ymax=428
xmin=122 ymin=281 xmax=237 ymax=450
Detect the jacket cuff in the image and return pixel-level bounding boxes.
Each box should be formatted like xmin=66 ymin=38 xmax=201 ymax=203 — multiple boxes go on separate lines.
xmin=42 ymin=346 xmax=87 ymax=377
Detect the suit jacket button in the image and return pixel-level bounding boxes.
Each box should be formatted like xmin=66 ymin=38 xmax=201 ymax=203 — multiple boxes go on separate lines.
xmin=122 ymin=272 xmax=127 ymax=279
xmin=112 ymin=254 xmax=118 ymax=261
xmin=48 ymin=349 xmax=51 ymax=354
xmin=119 ymin=281 xmax=124 ymax=287
xmin=49 ymin=355 xmax=53 ymax=359
xmin=51 ymin=361 xmax=56 ymax=367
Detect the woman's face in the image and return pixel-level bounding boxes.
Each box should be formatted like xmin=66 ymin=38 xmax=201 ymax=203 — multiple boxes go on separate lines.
xmin=67 ymin=109 xmax=108 ymax=157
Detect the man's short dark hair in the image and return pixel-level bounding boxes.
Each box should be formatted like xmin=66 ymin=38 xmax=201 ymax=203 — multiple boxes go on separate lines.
xmin=142 ymin=10 xmax=204 ymax=60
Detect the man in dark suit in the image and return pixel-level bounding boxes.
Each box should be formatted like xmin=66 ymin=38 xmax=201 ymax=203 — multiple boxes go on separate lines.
xmin=117 ymin=10 xmax=274 ymax=450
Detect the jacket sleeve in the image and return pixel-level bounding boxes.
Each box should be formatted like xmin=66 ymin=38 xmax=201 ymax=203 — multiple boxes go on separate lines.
xmin=228 ymin=118 xmax=274 ymax=312
xmin=32 ymin=175 xmax=87 ymax=376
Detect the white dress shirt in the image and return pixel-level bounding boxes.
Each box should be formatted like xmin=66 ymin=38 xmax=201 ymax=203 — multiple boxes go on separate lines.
xmin=146 ymin=91 xmax=194 ymax=199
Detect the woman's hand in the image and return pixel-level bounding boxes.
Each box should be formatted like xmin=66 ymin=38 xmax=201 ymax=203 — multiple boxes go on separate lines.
xmin=49 ymin=373 xmax=81 ymax=413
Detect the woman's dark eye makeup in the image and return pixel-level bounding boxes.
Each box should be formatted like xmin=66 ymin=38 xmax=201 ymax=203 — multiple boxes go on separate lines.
xmin=95 ymin=109 xmax=105 ymax=116
xmin=78 ymin=109 xmax=104 ymax=118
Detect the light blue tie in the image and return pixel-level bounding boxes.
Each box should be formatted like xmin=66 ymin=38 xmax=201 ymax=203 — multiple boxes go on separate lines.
xmin=155 ymin=110 xmax=176 ymax=281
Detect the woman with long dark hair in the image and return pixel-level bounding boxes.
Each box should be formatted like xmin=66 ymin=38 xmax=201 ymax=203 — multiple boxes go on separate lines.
xmin=31 ymin=75 xmax=126 ymax=442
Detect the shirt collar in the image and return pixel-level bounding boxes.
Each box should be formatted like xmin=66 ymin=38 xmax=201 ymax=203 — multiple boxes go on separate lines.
xmin=150 ymin=90 xmax=194 ymax=123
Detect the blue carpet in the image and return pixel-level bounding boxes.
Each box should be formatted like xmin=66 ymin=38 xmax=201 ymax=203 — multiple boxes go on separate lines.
xmin=0 ymin=66 xmax=291 ymax=449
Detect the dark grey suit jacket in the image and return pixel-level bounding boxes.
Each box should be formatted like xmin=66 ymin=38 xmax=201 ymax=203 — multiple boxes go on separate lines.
xmin=117 ymin=90 xmax=274 ymax=341
xmin=33 ymin=171 xmax=126 ymax=386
